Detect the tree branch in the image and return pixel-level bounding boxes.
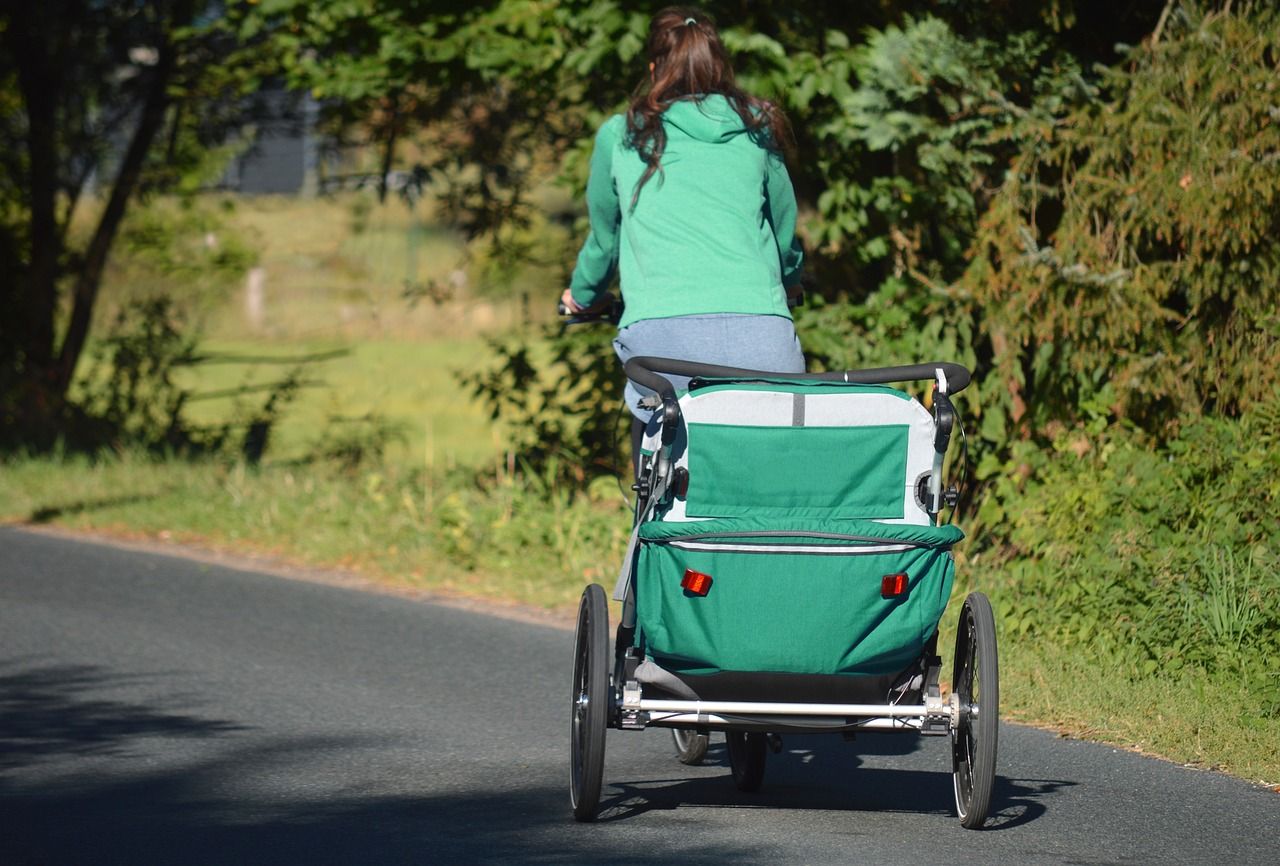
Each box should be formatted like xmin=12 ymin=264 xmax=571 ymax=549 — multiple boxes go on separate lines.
xmin=54 ymin=40 xmax=176 ymax=395
xmin=1150 ymin=0 xmax=1176 ymax=47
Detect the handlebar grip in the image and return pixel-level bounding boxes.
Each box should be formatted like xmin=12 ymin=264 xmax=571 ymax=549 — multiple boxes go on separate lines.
xmin=556 ymin=292 xmax=620 ymax=325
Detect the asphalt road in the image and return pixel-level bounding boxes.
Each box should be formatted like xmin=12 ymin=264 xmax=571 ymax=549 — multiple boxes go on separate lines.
xmin=1 ymin=526 xmax=1276 ymax=865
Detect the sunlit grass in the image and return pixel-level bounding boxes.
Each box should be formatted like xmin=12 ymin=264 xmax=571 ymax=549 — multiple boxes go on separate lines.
xmin=0 ymin=451 xmax=629 ymax=613
xmin=201 ymin=193 xmax=556 ymax=341
xmin=175 ymin=336 xmax=506 ymax=469
xmin=1001 ymin=640 xmax=1280 ymax=786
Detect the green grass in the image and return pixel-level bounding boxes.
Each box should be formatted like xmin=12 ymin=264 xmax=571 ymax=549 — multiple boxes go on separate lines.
xmin=0 ymin=451 xmax=630 ymax=612
xmin=930 ymin=608 xmax=1280 ymax=785
xmin=195 ymin=193 xmax=559 ymax=342
xmin=176 ymin=336 xmax=504 ymax=469
xmin=1000 ymin=639 xmax=1280 ymax=786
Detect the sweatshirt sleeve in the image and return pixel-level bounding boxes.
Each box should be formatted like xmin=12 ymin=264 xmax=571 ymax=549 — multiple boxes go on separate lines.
xmin=568 ymin=115 xmax=625 ymax=306
xmin=764 ymin=149 xmax=804 ymax=288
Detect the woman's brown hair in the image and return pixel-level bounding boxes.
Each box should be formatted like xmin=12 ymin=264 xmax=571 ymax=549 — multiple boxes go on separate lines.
xmin=625 ymin=6 xmax=791 ymax=206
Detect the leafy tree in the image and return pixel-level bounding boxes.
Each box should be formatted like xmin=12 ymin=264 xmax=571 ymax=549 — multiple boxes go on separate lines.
xmin=964 ymin=2 xmax=1280 ymax=443
xmin=0 ymin=0 xmax=269 ymax=448
xmin=413 ymin=1 xmax=1164 ymax=478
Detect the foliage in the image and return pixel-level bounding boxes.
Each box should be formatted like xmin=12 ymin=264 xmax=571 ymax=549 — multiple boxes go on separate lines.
xmin=431 ymin=461 xmax=628 ymax=583
xmin=980 ymin=389 xmax=1280 ymax=709
xmin=785 ymin=3 xmax=1280 ymax=525
xmin=783 ymin=20 xmax=1076 ymax=291
xmin=256 ymin=0 xmax=645 ymax=239
xmin=0 ymin=0 xmax=278 ymax=449
xmin=70 ymin=297 xmax=209 ymax=453
xmin=463 ymin=321 xmax=628 ymax=484
xmin=964 ymin=3 xmax=1280 ymax=444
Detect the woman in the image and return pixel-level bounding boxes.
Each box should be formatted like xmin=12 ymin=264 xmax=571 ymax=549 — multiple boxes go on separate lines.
xmin=561 ymin=7 xmax=805 ymax=472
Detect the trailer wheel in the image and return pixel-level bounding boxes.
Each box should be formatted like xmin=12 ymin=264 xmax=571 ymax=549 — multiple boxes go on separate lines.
xmin=672 ymin=728 xmax=710 ymax=765
xmin=951 ymin=592 xmax=999 ymax=829
xmin=570 ymin=584 xmax=609 ymax=821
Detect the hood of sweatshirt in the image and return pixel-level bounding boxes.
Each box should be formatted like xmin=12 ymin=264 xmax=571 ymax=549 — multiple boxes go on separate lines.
xmin=661 ymin=94 xmax=752 ymax=143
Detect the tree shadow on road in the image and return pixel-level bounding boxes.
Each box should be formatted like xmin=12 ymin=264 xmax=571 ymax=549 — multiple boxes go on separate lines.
xmin=0 ymin=664 xmax=1074 ymax=863
xmin=0 ymin=745 xmax=767 ymax=866
xmin=0 ymin=661 xmax=766 ymax=865
xmin=0 ymin=660 xmax=248 ymax=771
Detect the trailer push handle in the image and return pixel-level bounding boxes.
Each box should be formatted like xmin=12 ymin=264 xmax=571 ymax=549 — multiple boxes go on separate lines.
xmin=623 ymin=357 xmax=971 ymax=513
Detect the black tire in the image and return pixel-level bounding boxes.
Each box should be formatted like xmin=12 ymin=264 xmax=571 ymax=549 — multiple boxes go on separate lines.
xmin=671 ymin=728 xmax=710 ymax=765
xmin=726 ymin=731 xmax=767 ymax=792
xmin=570 ymin=584 xmax=609 ymax=821
xmin=951 ymin=591 xmax=999 ymax=829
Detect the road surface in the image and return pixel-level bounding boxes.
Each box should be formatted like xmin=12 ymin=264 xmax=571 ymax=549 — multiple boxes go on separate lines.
xmin=1 ymin=527 xmax=1275 ymax=864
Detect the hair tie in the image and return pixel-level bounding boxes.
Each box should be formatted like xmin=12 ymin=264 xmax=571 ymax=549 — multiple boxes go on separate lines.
xmin=684 ymin=17 xmax=697 ymax=26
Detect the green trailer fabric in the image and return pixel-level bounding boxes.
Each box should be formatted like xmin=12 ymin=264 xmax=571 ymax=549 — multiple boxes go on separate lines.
xmin=643 ymin=376 xmax=940 ymax=526
xmin=684 ymin=422 xmax=909 ymax=519
xmin=635 ymin=517 xmax=962 ymax=677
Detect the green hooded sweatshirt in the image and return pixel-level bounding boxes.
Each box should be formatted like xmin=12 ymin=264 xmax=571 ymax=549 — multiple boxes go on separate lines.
xmin=569 ymin=95 xmax=803 ymax=329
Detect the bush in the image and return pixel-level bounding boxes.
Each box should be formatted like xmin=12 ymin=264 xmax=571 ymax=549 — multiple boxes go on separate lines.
xmin=463 ymin=322 xmax=628 ymax=485
xmin=965 ymin=4 xmax=1280 ymax=442
xmin=978 ymin=390 xmax=1280 ymax=708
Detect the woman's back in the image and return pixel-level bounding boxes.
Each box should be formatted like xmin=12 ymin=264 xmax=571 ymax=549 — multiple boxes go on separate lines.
xmin=588 ymin=96 xmax=798 ymax=327
xmin=563 ymin=6 xmax=807 ymax=441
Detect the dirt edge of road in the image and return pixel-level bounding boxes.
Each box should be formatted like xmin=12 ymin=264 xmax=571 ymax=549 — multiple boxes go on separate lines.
xmin=10 ymin=522 xmax=577 ymax=632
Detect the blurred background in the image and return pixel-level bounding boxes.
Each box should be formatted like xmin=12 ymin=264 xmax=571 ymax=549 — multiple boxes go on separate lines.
xmin=1 ymin=1 xmax=1277 ymax=781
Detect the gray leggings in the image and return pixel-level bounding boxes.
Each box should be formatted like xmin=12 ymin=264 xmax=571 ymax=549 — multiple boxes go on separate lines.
xmin=613 ymin=313 xmax=805 ymax=476
xmin=612 ymin=313 xmax=805 ymax=422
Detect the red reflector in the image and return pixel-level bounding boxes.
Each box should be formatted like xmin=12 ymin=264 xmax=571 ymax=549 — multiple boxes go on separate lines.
xmin=681 ymin=568 xmax=713 ymax=596
xmin=881 ymin=573 xmax=909 ymax=598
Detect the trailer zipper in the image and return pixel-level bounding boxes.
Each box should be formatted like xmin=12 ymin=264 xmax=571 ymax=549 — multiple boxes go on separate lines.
xmin=649 ymin=529 xmax=948 ymax=557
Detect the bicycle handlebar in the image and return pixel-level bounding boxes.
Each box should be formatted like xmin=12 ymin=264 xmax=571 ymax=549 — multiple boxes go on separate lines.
xmin=557 ymin=292 xmax=621 ymax=326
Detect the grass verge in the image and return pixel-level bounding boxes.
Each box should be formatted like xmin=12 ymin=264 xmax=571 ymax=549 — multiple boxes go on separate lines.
xmin=174 ymin=336 xmax=506 ymax=469
xmin=1002 ymin=640 xmax=1280 ymax=786
xmin=0 ymin=451 xmax=629 ymax=614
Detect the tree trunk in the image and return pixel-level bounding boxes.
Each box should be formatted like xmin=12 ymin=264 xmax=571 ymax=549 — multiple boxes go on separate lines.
xmin=377 ymin=93 xmax=402 ymax=204
xmin=53 ymin=43 xmax=175 ymax=396
xmin=6 ymin=9 xmax=65 ymax=381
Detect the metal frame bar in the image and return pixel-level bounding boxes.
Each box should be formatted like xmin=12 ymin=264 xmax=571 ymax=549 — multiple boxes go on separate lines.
xmin=644 ymin=712 xmax=926 ymax=732
xmin=637 ymin=699 xmax=934 ymax=718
